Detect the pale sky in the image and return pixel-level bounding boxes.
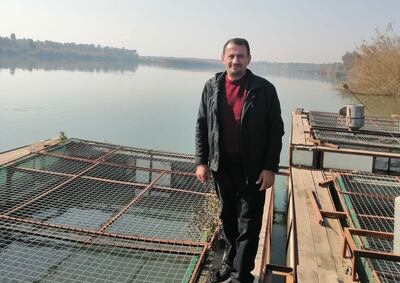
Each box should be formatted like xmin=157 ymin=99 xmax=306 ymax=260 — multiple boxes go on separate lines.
xmin=0 ymin=0 xmax=399 ymax=63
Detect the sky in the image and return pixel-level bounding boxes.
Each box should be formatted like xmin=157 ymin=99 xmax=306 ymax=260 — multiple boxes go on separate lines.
xmin=0 ymin=0 xmax=399 ymax=63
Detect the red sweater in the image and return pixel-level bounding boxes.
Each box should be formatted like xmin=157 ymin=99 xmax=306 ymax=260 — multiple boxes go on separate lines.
xmin=220 ymin=74 xmax=249 ymax=155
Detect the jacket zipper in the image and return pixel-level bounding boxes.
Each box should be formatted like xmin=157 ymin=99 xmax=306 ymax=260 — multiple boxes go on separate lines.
xmin=240 ymin=90 xmax=255 ymax=184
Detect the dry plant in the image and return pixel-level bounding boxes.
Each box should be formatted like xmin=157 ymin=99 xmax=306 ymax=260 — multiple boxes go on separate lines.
xmin=192 ymin=193 xmax=220 ymax=242
xmin=345 ymin=24 xmax=400 ymax=96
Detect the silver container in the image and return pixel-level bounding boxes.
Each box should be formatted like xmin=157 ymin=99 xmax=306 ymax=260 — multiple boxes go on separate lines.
xmin=340 ymin=104 xmax=364 ymax=130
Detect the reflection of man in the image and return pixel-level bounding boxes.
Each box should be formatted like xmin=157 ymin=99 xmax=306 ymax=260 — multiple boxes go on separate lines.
xmin=195 ymin=38 xmax=284 ymax=283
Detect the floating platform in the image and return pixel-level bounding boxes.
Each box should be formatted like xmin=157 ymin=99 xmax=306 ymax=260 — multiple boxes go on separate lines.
xmin=0 ymin=138 xmax=218 ymax=282
xmin=284 ymin=109 xmax=400 ymax=283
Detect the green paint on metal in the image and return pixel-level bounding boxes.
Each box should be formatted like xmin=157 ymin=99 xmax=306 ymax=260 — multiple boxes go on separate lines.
xmin=337 ymin=176 xmax=374 ymax=281
xmin=181 ymin=255 xmax=199 ymax=283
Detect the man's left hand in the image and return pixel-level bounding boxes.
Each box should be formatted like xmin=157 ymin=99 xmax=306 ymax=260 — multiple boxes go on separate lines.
xmin=256 ymin=170 xmax=275 ymax=191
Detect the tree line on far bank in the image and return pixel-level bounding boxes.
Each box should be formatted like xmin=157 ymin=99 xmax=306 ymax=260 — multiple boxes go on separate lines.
xmin=0 ymin=33 xmax=138 ymax=62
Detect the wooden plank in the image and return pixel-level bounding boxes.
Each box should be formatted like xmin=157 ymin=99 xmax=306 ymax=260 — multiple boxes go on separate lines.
xmin=0 ymin=138 xmax=63 ymax=166
xmin=0 ymin=138 xmax=62 ymax=166
xmin=291 ymin=168 xmax=319 ymax=282
xmin=310 ymin=170 xmax=353 ymax=283
xmin=291 ymin=112 xmax=307 ymax=145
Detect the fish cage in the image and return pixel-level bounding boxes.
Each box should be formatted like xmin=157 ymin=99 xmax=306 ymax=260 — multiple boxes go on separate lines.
xmin=0 ymin=138 xmax=219 ymax=282
xmin=334 ymin=172 xmax=400 ymax=283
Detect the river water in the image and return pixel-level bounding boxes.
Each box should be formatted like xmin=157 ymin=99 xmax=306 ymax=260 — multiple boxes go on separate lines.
xmin=1 ymin=63 xmax=398 ymax=269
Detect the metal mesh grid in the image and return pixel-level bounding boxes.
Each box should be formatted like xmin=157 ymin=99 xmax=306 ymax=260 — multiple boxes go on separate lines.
xmin=107 ymin=149 xmax=197 ymax=173
xmin=156 ymin=172 xmax=214 ymax=193
xmin=47 ymin=140 xmax=116 ymax=160
xmin=9 ymin=178 xmax=147 ymax=230
xmin=107 ymin=188 xmax=211 ymax=242
xmin=15 ymin=154 xmax=92 ymax=175
xmin=313 ymin=129 xmax=400 ymax=150
xmin=309 ymin=111 xmax=400 ymax=134
xmin=0 ymin=168 xmax=68 ymax=213
xmin=0 ymin=138 xmax=217 ymax=282
xmin=84 ymin=163 xmax=158 ymax=185
xmin=336 ymin=172 xmax=400 ymax=283
xmin=357 ymin=215 xmax=394 ymax=233
xmin=0 ymin=219 xmax=201 ymax=283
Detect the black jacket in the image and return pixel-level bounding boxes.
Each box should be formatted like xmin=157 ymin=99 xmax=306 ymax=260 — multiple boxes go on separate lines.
xmin=195 ymin=70 xmax=284 ymax=181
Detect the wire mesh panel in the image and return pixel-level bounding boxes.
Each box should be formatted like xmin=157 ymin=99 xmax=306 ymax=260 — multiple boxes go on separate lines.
xmin=156 ymin=172 xmax=214 ymax=193
xmin=107 ymin=188 xmax=215 ymax=242
xmin=339 ymin=173 xmax=400 ymax=198
xmin=9 ymin=178 xmax=147 ymax=229
xmin=0 ymin=138 xmax=218 ymax=282
xmin=0 ymin=219 xmax=202 ymax=283
xmin=16 ymin=154 xmax=92 ymax=175
xmin=0 ymin=168 xmax=69 ymax=213
xmin=356 ymin=234 xmax=400 ymax=283
xmin=357 ymin=215 xmax=394 ymax=233
xmin=313 ymin=129 xmax=400 ymax=150
xmin=84 ymin=163 xmax=159 ymax=184
xmin=47 ymin=140 xmax=116 ymax=160
xmin=107 ymin=149 xmax=197 ymax=173
xmin=309 ymin=111 xmax=400 ymax=134
xmin=336 ymin=172 xmax=400 ymax=283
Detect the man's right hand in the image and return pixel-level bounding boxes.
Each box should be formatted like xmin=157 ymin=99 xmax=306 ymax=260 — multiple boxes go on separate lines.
xmin=196 ymin=165 xmax=210 ymax=183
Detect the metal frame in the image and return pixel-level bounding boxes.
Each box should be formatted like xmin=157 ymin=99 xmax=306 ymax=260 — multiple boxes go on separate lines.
xmin=0 ymin=138 xmax=218 ymax=282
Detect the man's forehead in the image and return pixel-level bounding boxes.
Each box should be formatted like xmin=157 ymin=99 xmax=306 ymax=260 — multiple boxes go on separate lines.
xmin=224 ymin=43 xmax=247 ymax=54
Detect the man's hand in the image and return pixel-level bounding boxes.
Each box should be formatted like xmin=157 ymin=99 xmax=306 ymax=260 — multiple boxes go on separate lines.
xmin=196 ymin=165 xmax=210 ymax=184
xmin=256 ymin=170 xmax=275 ymax=191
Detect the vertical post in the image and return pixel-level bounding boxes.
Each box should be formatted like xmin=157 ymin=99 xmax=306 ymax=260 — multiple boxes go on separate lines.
xmin=394 ymin=197 xmax=400 ymax=255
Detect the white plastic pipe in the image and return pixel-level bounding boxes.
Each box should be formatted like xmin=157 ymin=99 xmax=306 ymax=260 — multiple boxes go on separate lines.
xmin=395 ymin=197 xmax=400 ymax=255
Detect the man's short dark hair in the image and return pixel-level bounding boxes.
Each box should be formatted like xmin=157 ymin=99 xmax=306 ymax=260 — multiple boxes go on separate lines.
xmin=223 ymin=38 xmax=251 ymax=56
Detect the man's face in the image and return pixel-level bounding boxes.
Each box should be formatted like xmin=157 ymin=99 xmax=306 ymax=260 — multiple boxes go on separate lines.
xmin=221 ymin=43 xmax=251 ymax=80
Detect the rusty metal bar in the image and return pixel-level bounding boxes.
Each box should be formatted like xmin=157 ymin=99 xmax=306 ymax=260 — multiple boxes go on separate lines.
xmin=306 ymin=187 xmax=324 ymax=225
xmin=73 ymin=137 xmax=196 ymax=159
xmin=16 ymin=166 xmax=74 ymax=177
xmin=354 ymin=249 xmax=400 ymax=262
xmin=332 ymin=178 xmax=356 ymax=228
xmin=40 ymin=151 xmax=98 ymax=163
xmin=4 ymin=146 xmax=120 ymax=215
xmin=320 ymin=210 xmax=347 ymax=219
xmin=40 ymin=151 xmax=197 ymax=176
xmin=96 ymin=170 xmax=167 ymax=232
xmin=338 ymin=190 xmax=397 ymax=200
xmin=3 ymin=223 xmax=201 ymax=256
xmin=347 ymin=228 xmax=394 ymax=240
xmin=4 ymin=163 xmax=99 ymax=215
xmin=318 ymin=178 xmax=335 ymax=187
xmin=154 ymin=185 xmax=214 ymax=196
xmin=356 ymin=213 xmax=394 ymax=221
xmin=0 ymin=214 xmax=207 ymax=247
xmin=188 ymin=245 xmax=208 ymax=283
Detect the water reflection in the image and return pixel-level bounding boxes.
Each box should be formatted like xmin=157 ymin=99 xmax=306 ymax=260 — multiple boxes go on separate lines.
xmin=0 ymin=58 xmax=139 ymax=74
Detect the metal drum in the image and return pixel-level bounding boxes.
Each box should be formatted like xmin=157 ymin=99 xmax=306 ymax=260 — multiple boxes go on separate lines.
xmin=341 ymin=104 xmax=364 ymax=130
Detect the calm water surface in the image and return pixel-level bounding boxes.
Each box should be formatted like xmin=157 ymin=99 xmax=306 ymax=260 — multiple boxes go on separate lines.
xmin=2 ymin=64 xmax=398 ymax=270
xmin=0 ymin=65 xmax=361 ymax=155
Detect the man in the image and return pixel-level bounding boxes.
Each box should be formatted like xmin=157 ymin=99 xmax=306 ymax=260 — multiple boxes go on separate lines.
xmin=195 ymin=38 xmax=284 ymax=283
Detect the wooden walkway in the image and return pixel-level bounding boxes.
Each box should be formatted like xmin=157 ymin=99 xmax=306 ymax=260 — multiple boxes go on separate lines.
xmin=289 ymin=111 xmax=353 ymax=283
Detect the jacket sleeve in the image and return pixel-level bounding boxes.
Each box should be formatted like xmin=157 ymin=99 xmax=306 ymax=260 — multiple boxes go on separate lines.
xmin=195 ymin=84 xmax=209 ymax=165
xmin=264 ymin=85 xmax=284 ymax=173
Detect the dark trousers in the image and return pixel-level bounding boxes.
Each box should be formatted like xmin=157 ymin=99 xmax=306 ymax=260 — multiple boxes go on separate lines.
xmin=212 ymin=156 xmax=266 ymax=283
